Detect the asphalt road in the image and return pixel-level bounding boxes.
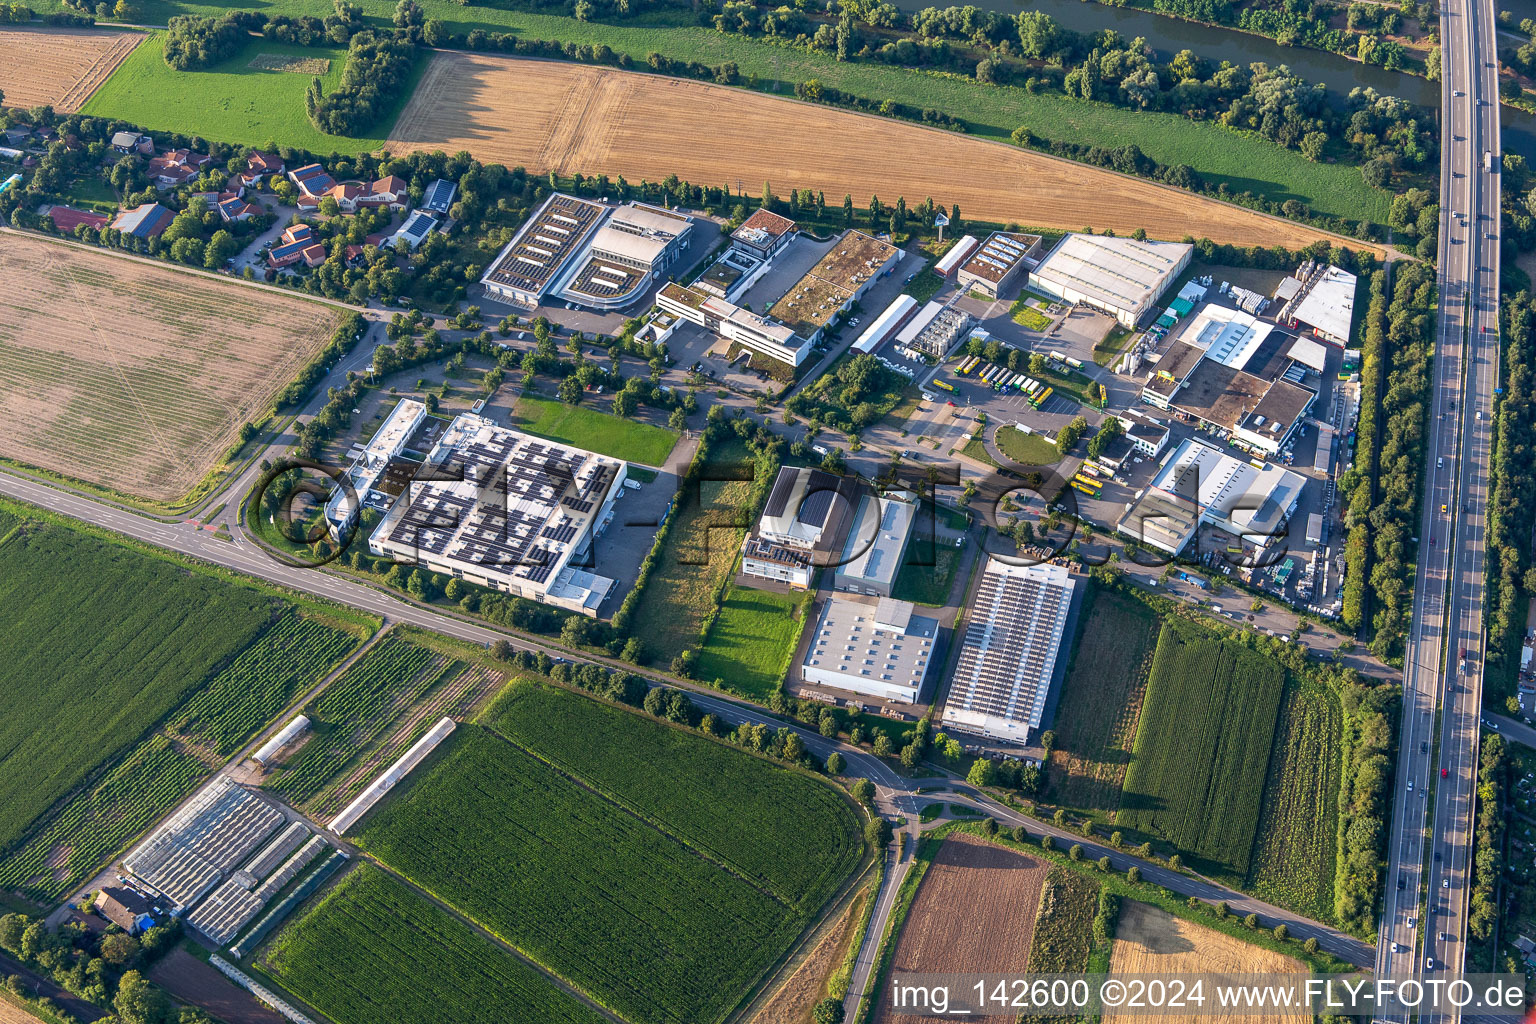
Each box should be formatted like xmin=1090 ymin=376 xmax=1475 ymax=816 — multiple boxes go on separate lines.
xmin=1375 ymin=0 xmax=1503 ymax=1012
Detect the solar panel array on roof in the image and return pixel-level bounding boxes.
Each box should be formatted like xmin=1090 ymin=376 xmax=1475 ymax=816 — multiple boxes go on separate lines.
xmin=944 ymin=561 xmax=1074 ymax=734
xmin=484 ymin=193 xmax=606 ymax=294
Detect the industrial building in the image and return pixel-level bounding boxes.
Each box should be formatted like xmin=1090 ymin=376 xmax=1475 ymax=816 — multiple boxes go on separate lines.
xmin=756 ymin=466 xmax=857 ymax=551
xmin=800 ymin=596 xmax=938 ymax=704
xmin=1278 ymin=263 xmax=1357 ymax=345
xmin=368 ymin=414 xmax=627 ymax=616
xmin=1139 ymin=304 xmax=1318 ymax=456
xmin=931 ymin=234 xmax=978 ymax=279
xmin=940 ymin=560 xmax=1077 ymax=744
xmin=955 ymin=231 xmax=1044 ymax=299
xmin=770 ymin=230 xmax=901 ymax=344
xmin=730 ymin=208 xmax=798 ymax=260
xmin=740 ymin=535 xmax=814 ymax=589
xmin=657 ymin=282 xmax=811 ymax=367
xmin=481 ymin=193 xmax=608 ymax=307
xmin=833 ymin=490 xmax=916 ymax=597
xmin=1118 ymin=437 xmax=1306 ymax=556
xmin=324 ymin=398 xmax=427 ymax=538
xmin=561 ymin=203 xmax=695 ymax=309
xmin=1031 ymin=234 xmax=1193 ymax=326
xmin=852 ymin=294 xmax=920 ymax=354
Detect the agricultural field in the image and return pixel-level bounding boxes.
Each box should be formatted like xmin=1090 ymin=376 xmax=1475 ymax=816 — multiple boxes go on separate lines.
xmin=0 ymin=26 xmax=142 ymax=113
xmin=386 ymin=53 xmax=1376 ymax=243
xmin=0 ymin=517 xmax=373 ymax=901
xmin=261 ymin=635 xmax=463 ymax=811
xmin=1120 ymin=622 xmax=1286 ymax=879
xmin=79 ymin=35 xmax=407 ymax=153
xmin=358 ymin=724 xmax=850 ymax=1024
xmin=0 ymin=522 xmax=275 ymax=852
xmin=872 ymin=833 xmax=1052 ymax=1024
xmin=0 ymin=234 xmax=344 ymax=503
xmin=751 ymin=888 xmax=867 ymax=1024
xmin=627 ymin=437 xmax=760 ymax=663
xmin=265 ymin=864 xmax=610 ymax=1024
xmin=1102 ymin=900 xmax=1308 ymax=1024
xmin=510 ymin=394 xmax=679 ymax=466
xmin=1044 ymin=587 xmax=1160 ymax=814
xmin=694 ymin=585 xmax=808 ymax=700
xmin=480 ymin=680 xmax=861 ymax=910
xmin=1246 ymin=678 xmax=1343 ymax=920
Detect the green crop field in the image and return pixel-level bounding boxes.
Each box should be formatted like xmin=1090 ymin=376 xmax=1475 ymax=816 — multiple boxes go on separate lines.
xmin=61 ymin=1 xmax=1387 ymax=221
xmin=510 ymin=394 xmax=679 ymax=466
xmin=0 ymin=522 xmax=275 ymax=851
xmin=1045 ymin=587 xmax=1160 ymax=814
xmin=693 ymin=585 xmax=807 ymax=700
xmin=480 ymin=680 xmax=860 ymax=909
xmin=358 ymin=722 xmax=855 ymax=1024
xmin=166 ymin=612 xmax=363 ymax=756
xmin=628 ymin=437 xmax=759 ymax=662
xmin=80 ymin=35 xmax=414 ymax=154
xmin=1246 ymin=678 xmax=1343 ymax=920
xmin=995 ymin=425 xmax=1061 ymax=466
xmin=263 ymin=635 xmax=458 ymax=808
xmin=266 ymin=864 xmax=609 ymax=1024
xmin=1120 ymin=621 xmax=1285 ymax=879
xmin=0 ymin=516 xmax=374 ymax=901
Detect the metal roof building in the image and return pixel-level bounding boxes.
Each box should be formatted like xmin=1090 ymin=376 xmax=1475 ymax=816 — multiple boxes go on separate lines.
xmin=800 ymin=596 xmax=938 ymax=704
xmin=833 ymin=491 xmax=916 ymax=597
xmin=1286 ymin=265 xmax=1357 ymax=345
xmin=1031 ymin=234 xmax=1193 ymax=326
xmin=940 ymin=560 xmax=1077 ymax=744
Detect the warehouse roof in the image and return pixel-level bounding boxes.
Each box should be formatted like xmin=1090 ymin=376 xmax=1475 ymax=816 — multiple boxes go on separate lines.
xmin=1033 ymin=234 xmax=1192 ymax=314
xmin=1290 ymin=265 xmax=1356 ymax=343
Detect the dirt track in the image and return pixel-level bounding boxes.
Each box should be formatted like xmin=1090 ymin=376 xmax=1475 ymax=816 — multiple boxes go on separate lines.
xmin=0 ymin=27 xmax=141 ymax=113
xmin=871 ymin=833 xmax=1051 ymax=1024
xmin=387 ymin=52 xmax=1368 ymax=251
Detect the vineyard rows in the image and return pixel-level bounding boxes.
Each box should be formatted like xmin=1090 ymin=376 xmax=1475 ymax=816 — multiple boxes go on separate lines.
xmin=359 ymin=726 xmax=812 ymax=1024
xmin=264 ymin=636 xmax=450 ymax=806
xmin=266 ymin=864 xmax=609 ymax=1024
xmin=483 ymin=681 xmax=861 ymax=910
xmin=0 ymin=523 xmax=275 ymax=850
xmin=1246 ymin=679 xmax=1343 ymax=920
xmin=0 ymin=735 xmax=206 ymax=901
xmin=1121 ymin=622 xmax=1285 ymax=879
xmin=167 ymin=612 xmax=364 ymax=756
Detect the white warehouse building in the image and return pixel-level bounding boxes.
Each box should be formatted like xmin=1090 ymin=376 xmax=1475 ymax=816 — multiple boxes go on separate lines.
xmin=800 ymin=596 xmax=938 ymax=705
xmin=1031 ymin=233 xmax=1194 ymax=326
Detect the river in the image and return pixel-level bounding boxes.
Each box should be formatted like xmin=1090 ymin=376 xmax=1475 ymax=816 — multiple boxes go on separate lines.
xmin=889 ymin=0 xmax=1536 ymax=156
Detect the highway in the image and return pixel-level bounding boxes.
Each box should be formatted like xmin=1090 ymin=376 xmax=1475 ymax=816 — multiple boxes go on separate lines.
xmin=1375 ymin=0 xmax=1502 ymax=1009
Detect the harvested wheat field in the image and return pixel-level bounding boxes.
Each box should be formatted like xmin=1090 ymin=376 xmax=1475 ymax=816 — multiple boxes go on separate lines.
xmin=872 ymin=833 xmax=1051 ymax=1024
xmin=1103 ymin=900 xmax=1309 ymax=1024
xmin=0 ymin=233 xmax=343 ymax=502
xmin=389 ymin=53 xmax=1362 ymax=251
xmin=0 ymin=27 xmax=142 ymax=113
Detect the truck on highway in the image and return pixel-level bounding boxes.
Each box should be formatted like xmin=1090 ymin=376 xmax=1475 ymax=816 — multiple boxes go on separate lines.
xmin=1485 ymin=150 xmax=1494 ymax=173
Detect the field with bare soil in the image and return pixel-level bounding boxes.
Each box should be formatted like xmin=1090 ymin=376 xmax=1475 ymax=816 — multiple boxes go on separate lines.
xmin=0 ymin=27 xmax=142 ymax=113
xmin=1103 ymin=901 xmax=1309 ymax=1024
xmin=750 ymin=888 xmax=866 ymax=1024
xmin=0 ymin=233 xmax=343 ymax=502
xmin=388 ymin=53 xmax=1364 ymax=250
xmin=873 ymin=833 xmax=1052 ymax=1024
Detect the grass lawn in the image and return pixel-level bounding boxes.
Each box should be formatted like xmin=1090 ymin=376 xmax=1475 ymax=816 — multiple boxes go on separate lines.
xmin=903 ymin=271 xmax=945 ymax=304
xmin=62 ymin=175 xmax=117 ymax=211
xmin=1033 ymin=363 xmax=1098 ymax=407
xmin=994 ymin=424 xmax=1059 ymax=466
xmin=1093 ymin=324 xmax=1135 ymax=366
xmin=958 ymin=435 xmax=999 ymax=467
xmin=510 ymin=394 xmax=679 ymax=465
xmin=80 ymin=35 xmax=418 ymax=154
xmin=892 ymin=541 xmax=962 ymax=607
xmin=694 ymin=585 xmax=808 ymax=699
xmin=627 ymin=438 xmax=758 ymax=663
xmin=59 ymin=1 xmax=1389 ymax=221
xmin=1043 ymin=586 xmax=1160 ymax=815
xmin=1009 ymin=298 xmax=1052 ymax=331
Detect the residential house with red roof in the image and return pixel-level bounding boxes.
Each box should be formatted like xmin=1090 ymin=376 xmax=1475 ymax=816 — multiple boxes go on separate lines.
xmin=267 ymin=223 xmax=327 ymax=269
xmin=146 ymin=149 xmax=211 ymax=190
xmin=47 ymin=205 xmax=109 ymax=232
